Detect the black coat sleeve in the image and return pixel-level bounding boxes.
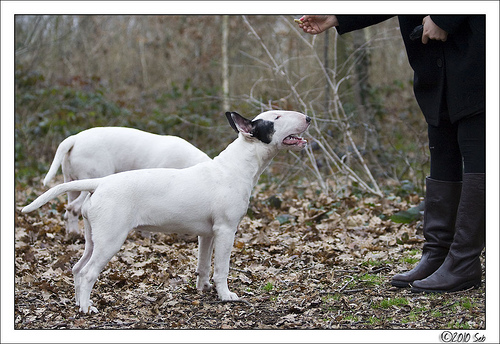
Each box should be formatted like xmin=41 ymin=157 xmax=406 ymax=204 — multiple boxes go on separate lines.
xmin=335 ymin=15 xmax=394 ymax=35
xmin=430 ymin=15 xmax=469 ymax=34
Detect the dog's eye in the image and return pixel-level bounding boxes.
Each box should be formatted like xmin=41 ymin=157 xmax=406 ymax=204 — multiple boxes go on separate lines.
xmin=275 ymin=115 xmax=281 ymax=120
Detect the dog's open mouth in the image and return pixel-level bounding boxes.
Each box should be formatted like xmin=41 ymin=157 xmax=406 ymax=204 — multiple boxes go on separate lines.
xmin=283 ymin=134 xmax=307 ymax=146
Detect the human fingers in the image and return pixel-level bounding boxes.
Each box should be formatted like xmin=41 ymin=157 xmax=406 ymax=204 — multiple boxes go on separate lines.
xmin=295 ymin=15 xmax=315 ymax=34
xmin=422 ymin=15 xmax=448 ymax=43
xmin=421 ymin=34 xmax=429 ymax=44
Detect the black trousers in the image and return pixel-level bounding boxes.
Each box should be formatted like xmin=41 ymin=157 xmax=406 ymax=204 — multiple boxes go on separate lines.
xmin=427 ymin=112 xmax=485 ymax=182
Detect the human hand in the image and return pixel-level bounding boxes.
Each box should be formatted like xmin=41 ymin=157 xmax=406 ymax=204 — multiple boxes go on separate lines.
xmin=296 ymin=15 xmax=339 ymax=35
xmin=422 ymin=15 xmax=448 ymax=44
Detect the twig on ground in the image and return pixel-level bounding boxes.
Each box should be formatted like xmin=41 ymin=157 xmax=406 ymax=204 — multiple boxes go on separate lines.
xmin=369 ymin=266 xmax=392 ymax=274
xmin=342 ymin=288 xmax=366 ymax=294
xmin=338 ymin=276 xmax=355 ymax=293
xmin=230 ymin=267 xmax=253 ymax=276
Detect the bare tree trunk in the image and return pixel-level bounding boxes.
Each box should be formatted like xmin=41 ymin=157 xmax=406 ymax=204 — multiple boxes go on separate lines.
xmin=352 ymin=29 xmax=370 ymax=116
xmin=139 ymin=37 xmax=149 ymax=88
xmin=352 ymin=29 xmax=380 ymax=153
xmin=324 ymin=30 xmax=330 ymax=112
xmin=222 ymin=15 xmax=229 ymax=111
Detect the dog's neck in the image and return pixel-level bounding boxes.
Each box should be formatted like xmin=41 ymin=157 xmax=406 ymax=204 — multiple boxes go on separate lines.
xmin=213 ymin=135 xmax=279 ymax=188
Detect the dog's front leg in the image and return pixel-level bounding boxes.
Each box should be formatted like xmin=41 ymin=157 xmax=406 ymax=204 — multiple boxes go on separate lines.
xmin=196 ymin=235 xmax=214 ymax=292
xmin=212 ymin=227 xmax=239 ymax=301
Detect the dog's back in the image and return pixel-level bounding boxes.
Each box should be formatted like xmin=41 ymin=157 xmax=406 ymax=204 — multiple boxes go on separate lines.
xmin=47 ymin=127 xmax=210 ymax=182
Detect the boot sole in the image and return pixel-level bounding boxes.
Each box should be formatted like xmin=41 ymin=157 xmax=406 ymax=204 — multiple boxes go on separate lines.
xmin=391 ymin=280 xmax=411 ymax=288
xmin=411 ymin=280 xmax=481 ymax=294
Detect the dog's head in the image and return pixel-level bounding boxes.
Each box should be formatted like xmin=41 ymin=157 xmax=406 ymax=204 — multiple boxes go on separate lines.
xmin=225 ymin=111 xmax=310 ymax=151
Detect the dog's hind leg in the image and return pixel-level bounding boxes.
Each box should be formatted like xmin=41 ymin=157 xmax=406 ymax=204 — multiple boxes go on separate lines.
xmin=75 ymin=222 xmax=130 ymax=313
xmin=65 ymin=191 xmax=88 ymax=234
xmin=212 ymin=226 xmax=239 ymax=301
xmin=72 ymin=216 xmax=94 ymax=306
xmin=196 ymin=235 xmax=214 ymax=292
xmin=62 ymin=163 xmax=83 ymax=234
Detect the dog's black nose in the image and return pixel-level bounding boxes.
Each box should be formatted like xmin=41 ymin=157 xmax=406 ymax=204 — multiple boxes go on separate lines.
xmin=306 ymin=116 xmax=311 ymax=123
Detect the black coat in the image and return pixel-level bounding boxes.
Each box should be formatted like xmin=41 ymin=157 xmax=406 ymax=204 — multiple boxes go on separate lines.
xmin=335 ymin=15 xmax=485 ymax=126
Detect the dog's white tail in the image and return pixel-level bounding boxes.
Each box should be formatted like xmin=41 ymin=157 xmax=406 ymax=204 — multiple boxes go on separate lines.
xmin=22 ymin=179 xmax=101 ymax=213
xmin=43 ymin=134 xmax=78 ymax=186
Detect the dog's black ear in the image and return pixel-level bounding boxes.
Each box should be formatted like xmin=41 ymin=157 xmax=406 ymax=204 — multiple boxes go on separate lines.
xmin=225 ymin=112 xmax=239 ymax=133
xmin=225 ymin=112 xmax=253 ymax=134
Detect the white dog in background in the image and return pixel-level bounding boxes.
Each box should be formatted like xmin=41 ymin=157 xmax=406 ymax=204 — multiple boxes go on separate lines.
xmin=42 ymin=127 xmax=211 ymax=234
xmin=23 ymin=111 xmax=310 ymax=313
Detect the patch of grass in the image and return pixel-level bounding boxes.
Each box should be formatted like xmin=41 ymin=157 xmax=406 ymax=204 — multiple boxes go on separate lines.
xmin=397 ymin=295 xmax=484 ymax=327
xmin=357 ymin=273 xmax=384 ymax=287
xmin=447 ymin=320 xmax=471 ymax=329
xmin=322 ymin=293 xmax=341 ymax=302
xmin=366 ymin=316 xmax=382 ymax=325
xmin=413 ymin=306 xmax=429 ymax=313
xmin=343 ymin=315 xmax=360 ymax=322
xmin=262 ymin=282 xmax=273 ymax=292
xmin=460 ymin=297 xmax=472 ymax=310
xmin=444 ymin=300 xmax=458 ymax=312
xmin=400 ymin=306 xmax=429 ymax=324
xmin=431 ymin=310 xmax=442 ymax=317
xmin=373 ymin=297 xmax=408 ymax=309
xmin=399 ymin=249 xmax=421 ymax=265
xmin=361 ymin=259 xmax=391 ymax=267
xmin=401 ymin=313 xmax=415 ymax=324
xmin=401 ymin=256 xmax=420 ymax=264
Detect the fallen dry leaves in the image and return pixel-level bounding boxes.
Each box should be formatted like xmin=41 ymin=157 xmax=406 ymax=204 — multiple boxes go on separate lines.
xmin=14 ymin=178 xmax=485 ymax=330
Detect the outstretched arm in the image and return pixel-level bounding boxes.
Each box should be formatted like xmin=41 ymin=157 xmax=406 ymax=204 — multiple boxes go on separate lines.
xmin=296 ymin=15 xmax=393 ymax=35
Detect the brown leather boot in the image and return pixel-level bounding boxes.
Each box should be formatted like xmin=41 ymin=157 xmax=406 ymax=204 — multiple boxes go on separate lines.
xmin=391 ymin=177 xmax=462 ymax=288
xmin=411 ymin=173 xmax=485 ymax=293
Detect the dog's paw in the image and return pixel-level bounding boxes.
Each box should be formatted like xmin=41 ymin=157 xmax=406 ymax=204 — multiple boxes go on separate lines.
xmin=196 ymin=281 xmax=213 ymax=292
xmin=79 ymin=299 xmax=98 ymax=314
xmin=220 ymin=291 xmax=239 ymax=301
xmin=79 ymin=305 xmax=99 ymax=314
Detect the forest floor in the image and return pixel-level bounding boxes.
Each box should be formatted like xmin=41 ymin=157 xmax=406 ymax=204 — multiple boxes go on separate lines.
xmin=14 ymin=177 xmax=486 ymax=335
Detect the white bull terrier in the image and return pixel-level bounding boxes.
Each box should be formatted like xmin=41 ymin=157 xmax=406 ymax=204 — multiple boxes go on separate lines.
xmin=42 ymin=127 xmax=210 ymax=234
xmin=22 ymin=110 xmax=310 ymax=313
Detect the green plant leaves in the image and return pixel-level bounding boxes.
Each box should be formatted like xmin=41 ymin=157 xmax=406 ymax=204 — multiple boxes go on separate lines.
xmin=390 ymin=202 xmax=424 ymax=224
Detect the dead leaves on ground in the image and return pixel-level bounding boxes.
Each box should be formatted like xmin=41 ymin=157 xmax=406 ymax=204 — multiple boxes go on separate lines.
xmin=14 ymin=180 xmax=485 ymax=329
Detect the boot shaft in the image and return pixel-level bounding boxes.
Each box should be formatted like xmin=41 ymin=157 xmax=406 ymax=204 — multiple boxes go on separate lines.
xmin=448 ymin=173 xmax=485 ymax=268
xmin=422 ymin=177 xmax=463 ymax=251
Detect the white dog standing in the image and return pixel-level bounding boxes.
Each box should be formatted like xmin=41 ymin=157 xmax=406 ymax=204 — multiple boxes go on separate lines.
xmin=22 ymin=111 xmax=311 ymax=313
xmin=43 ymin=127 xmax=211 ymax=234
